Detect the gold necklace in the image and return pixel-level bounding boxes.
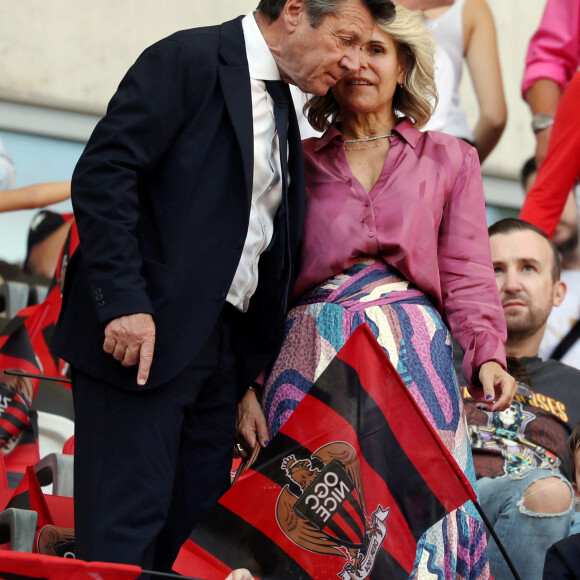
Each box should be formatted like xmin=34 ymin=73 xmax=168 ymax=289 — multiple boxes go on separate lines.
xmin=344 ymin=139 xmax=390 ymax=151
xmin=343 ymin=132 xmax=393 ymax=143
xmin=343 ymin=133 xmax=392 ymax=151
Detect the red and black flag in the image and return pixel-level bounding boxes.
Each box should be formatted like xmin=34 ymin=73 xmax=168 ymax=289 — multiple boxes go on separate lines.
xmin=0 ymin=326 xmax=41 ymax=485
xmin=0 ymin=218 xmax=78 ymax=394
xmin=0 ymin=287 xmax=67 ymax=487
xmin=1 ymin=464 xmax=76 ymax=560
xmin=13 ymin=216 xmax=79 ymax=387
xmin=0 ymin=285 xmax=66 ymax=390
xmin=3 ymin=465 xmax=74 ymax=528
xmin=0 ymin=551 xmax=141 ymax=580
xmin=174 ymin=324 xmax=477 ymax=580
xmin=0 ymin=221 xmax=78 ymax=485
xmin=0 ymin=320 xmax=42 ymax=392
xmin=6 ymin=465 xmax=54 ymax=531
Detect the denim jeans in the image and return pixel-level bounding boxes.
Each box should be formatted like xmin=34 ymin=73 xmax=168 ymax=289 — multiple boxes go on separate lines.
xmin=478 ymin=469 xmax=575 ymax=580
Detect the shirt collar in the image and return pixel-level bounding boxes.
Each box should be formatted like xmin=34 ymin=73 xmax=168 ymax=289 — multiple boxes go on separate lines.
xmin=242 ymin=13 xmax=281 ymax=81
xmin=313 ymin=117 xmax=421 ymax=152
xmin=392 ymin=118 xmax=421 ymax=148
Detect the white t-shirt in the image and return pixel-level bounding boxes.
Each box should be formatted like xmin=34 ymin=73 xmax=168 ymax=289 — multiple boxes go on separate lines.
xmin=422 ymin=44 xmax=455 ymax=133
xmin=539 ymin=269 xmax=580 ymax=370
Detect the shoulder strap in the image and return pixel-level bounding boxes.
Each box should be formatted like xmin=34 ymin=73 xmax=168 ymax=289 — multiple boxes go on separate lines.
xmin=550 ymin=319 xmax=580 ymax=361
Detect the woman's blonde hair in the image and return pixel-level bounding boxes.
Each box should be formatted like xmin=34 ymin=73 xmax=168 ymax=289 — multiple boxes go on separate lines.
xmin=306 ymin=4 xmax=438 ymax=132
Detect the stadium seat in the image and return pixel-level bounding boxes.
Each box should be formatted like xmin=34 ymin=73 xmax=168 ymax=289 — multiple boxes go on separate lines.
xmin=34 ymin=454 xmax=73 ymax=498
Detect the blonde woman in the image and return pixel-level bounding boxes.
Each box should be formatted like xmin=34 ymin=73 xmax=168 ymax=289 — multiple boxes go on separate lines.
xmin=238 ymin=5 xmax=515 ymax=577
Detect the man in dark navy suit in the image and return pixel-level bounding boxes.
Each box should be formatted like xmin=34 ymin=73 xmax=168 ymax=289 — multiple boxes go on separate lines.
xmin=53 ymin=0 xmax=395 ymax=573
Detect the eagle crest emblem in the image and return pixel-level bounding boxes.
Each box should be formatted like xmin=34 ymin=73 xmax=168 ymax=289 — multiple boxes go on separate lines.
xmin=276 ymin=442 xmax=389 ymax=579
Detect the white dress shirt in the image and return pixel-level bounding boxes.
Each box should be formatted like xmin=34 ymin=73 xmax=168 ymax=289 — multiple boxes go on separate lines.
xmin=227 ymin=13 xmax=284 ymax=312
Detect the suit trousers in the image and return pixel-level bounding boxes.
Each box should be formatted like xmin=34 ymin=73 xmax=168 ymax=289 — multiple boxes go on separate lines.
xmin=72 ymin=305 xmax=239 ymax=575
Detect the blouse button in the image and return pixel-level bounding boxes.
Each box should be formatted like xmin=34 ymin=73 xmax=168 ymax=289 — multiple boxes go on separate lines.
xmin=368 ymin=232 xmax=375 ymax=238
xmin=364 ymin=201 xmax=370 ymax=207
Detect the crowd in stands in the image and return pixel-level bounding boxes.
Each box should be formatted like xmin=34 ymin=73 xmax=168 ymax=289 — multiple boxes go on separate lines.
xmin=0 ymin=0 xmax=579 ymax=578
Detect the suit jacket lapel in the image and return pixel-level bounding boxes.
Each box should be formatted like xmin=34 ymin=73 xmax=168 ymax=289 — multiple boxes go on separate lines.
xmin=218 ymin=17 xmax=254 ymax=200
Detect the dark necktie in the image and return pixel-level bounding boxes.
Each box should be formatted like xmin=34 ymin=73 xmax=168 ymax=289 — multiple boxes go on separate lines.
xmin=265 ymin=80 xmax=295 ymax=311
xmin=265 ymin=80 xmax=291 ymax=198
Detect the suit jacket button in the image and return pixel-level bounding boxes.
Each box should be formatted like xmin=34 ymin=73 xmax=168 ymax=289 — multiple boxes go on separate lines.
xmin=233 ymin=238 xmax=244 ymax=249
xmin=97 ymin=300 xmax=105 ymax=308
xmin=216 ymin=290 xmax=227 ymax=301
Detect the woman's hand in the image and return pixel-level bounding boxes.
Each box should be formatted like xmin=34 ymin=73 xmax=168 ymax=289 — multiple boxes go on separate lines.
xmin=236 ymin=388 xmax=270 ymax=458
xmin=477 ymin=361 xmax=517 ymax=412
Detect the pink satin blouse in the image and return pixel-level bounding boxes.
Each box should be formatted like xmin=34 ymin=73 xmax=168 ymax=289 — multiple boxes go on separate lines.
xmin=295 ymin=119 xmax=507 ymax=388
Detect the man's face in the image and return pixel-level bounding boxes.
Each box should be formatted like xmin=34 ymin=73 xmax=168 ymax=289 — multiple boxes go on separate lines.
xmin=276 ymin=0 xmax=376 ymax=95
xmin=490 ymin=230 xmax=563 ymax=340
xmin=331 ymin=25 xmax=406 ymax=117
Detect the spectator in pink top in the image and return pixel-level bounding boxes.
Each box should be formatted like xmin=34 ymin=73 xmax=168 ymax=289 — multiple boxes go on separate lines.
xmin=522 ymin=0 xmax=580 ymax=166
xmin=237 ymin=5 xmax=515 ymax=577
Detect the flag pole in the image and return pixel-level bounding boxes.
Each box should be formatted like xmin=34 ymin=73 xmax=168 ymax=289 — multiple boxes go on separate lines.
xmin=142 ymin=570 xmax=204 ymax=579
xmin=473 ymin=500 xmax=521 ymax=580
xmin=3 ymin=369 xmax=71 ymax=383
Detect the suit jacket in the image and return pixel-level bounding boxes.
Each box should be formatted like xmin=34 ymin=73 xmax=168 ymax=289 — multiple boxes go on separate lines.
xmin=543 ymin=534 xmax=580 ymax=579
xmin=52 ymin=16 xmax=305 ymax=393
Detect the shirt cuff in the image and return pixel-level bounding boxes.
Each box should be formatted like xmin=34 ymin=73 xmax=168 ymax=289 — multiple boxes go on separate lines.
xmin=462 ymin=332 xmax=507 ymax=396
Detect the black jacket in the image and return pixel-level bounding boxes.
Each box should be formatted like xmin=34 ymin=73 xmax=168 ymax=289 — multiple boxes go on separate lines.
xmin=53 ymin=17 xmax=305 ymax=392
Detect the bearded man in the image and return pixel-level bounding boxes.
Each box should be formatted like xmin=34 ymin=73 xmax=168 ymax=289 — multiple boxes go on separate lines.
xmin=457 ymin=218 xmax=580 ymax=580
xmin=521 ymin=157 xmax=580 ymax=368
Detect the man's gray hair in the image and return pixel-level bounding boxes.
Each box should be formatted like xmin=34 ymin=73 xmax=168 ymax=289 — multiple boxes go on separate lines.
xmin=256 ymin=0 xmax=395 ymax=28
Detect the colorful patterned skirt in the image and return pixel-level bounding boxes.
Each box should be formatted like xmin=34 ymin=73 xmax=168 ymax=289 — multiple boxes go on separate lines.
xmin=262 ymin=258 xmax=489 ymax=579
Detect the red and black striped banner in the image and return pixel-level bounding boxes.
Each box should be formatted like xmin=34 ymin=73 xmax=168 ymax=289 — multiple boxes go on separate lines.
xmin=6 ymin=466 xmax=53 ymax=531
xmin=0 ymin=219 xmax=78 ymax=395
xmin=0 ymin=551 xmax=141 ymax=580
xmin=174 ymin=324 xmax=476 ymax=579
xmin=0 ymin=222 xmax=78 ymax=485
